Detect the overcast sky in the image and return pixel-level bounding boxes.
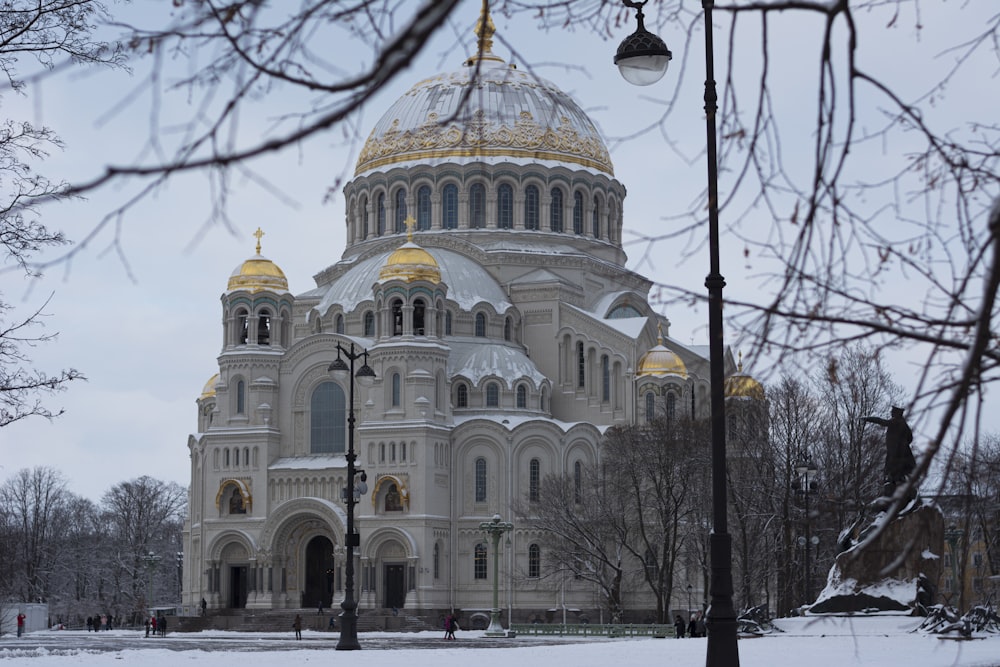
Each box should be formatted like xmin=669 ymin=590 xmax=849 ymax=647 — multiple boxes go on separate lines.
xmin=2 ymin=1 xmax=996 ymax=503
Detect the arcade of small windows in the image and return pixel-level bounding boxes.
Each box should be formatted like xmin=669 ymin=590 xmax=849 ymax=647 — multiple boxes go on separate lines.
xmin=345 ymin=180 xmax=622 ymax=243
xmin=230 ymin=307 xmax=289 ymax=347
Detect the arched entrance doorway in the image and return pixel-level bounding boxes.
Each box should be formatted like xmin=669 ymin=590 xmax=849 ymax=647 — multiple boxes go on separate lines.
xmin=303 ymin=536 xmax=335 ymax=610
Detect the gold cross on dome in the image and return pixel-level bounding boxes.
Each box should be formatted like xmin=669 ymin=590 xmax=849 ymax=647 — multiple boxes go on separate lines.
xmin=404 ymin=216 xmax=417 ymax=242
xmin=253 ymin=227 xmax=265 ymax=254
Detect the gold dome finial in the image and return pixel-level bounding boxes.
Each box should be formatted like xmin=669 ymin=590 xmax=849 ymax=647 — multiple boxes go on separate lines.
xmin=725 ymin=351 xmax=765 ymax=400
xmin=405 ymin=215 xmax=416 ymax=243
xmin=253 ymin=227 xmax=265 ymax=255
xmin=466 ymin=0 xmax=503 ymax=65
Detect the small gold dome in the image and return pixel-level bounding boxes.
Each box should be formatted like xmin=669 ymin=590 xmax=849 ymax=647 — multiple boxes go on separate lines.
xmin=725 ymin=353 xmax=765 ymax=400
xmin=227 ymin=228 xmax=289 ymax=293
xmin=378 ymin=218 xmax=441 ymax=283
xmin=637 ymin=326 xmax=687 ymax=378
xmin=200 ymin=373 xmax=219 ymax=400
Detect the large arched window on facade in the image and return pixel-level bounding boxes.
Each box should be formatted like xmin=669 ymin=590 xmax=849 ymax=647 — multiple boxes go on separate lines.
xmin=666 ymin=392 xmax=676 ymax=421
xmin=525 ymin=184 xmax=540 ymax=230
xmin=335 ymin=314 xmax=345 ymax=334
xmin=497 ymin=183 xmax=513 ymax=229
xmin=445 ymin=311 xmax=453 ymax=335
xmin=443 ymin=183 xmax=458 ymax=229
xmin=391 ymin=372 xmax=401 ymax=407
xmin=394 ymin=187 xmax=407 ymax=233
xmin=529 ymin=458 xmax=540 ymax=502
xmin=474 ymin=543 xmax=488 ymax=579
xmin=550 ymin=187 xmax=564 ymax=232
xmin=456 ymin=383 xmax=468 ymax=408
xmin=469 ymin=183 xmax=486 ymax=228
xmin=601 ymin=354 xmax=610 ymax=402
xmin=363 ymin=310 xmax=375 ymax=337
xmin=310 ymin=382 xmax=346 ymax=454
xmin=486 ymin=382 xmax=499 ymax=407
xmin=433 ymin=542 xmax=441 ymax=579
xmin=577 ymin=341 xmax=585 ymax=388
xmin=236 ymin=379 xmax=246 ymax=414
xmin=376 ymin=192 xmax=386 ymax=236
xmin=528 ymin=543 xmax=541 ymax=578
xmin=573 ymin=191 xmax=584 ymax=234
xmin=573 ymin=460 xmax=583 ymax=503
xmin=475 ymin=312 xmax=487 ymax=337
xmin=516 ymin=384 xmax=527 ymax=408
xmin=503 ymin=316 xmax=512 ymax=341
xmin=416 ymin=185 xmax=431 ymax=230
xmin=645 ymin=391 xmax=655 ymax=422
xmin=475 ymin=457 xmax=487 ymax=502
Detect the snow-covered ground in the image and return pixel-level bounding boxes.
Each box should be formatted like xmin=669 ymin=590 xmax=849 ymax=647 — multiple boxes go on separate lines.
xmin=2 ymin=617 xmax=999 ymax=666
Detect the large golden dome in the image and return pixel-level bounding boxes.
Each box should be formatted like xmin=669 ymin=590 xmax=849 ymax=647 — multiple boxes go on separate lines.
xmin=200 ymin=373 xmax=219 ymax=400
xmin=227 ymin=228 xmax=289 ymax=293
xmin=725 ymin=353 xmax=765 ymax=400
xmin=637 ymin=327 xmax=687 ymax=378
xmin=354 ymin=10 xmax=612 ymax=177
xmin=378 ymin=219 xmax=441 ymax=283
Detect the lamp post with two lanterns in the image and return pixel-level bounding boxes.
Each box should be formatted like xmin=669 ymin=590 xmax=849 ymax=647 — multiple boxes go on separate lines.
xmin=328 ymin=342 xmax=375 ymax=651
xmin=614 ymin=1 xmax=738 ymax=665
xmin=792 ymin=457 xmax=820 ymax=605
xmin=479 ymin=514 xmax=514 ymax=637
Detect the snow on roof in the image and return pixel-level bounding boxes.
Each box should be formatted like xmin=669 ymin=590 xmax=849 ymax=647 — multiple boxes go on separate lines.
xmin=453 ymin=413 xmax=609 ymax=434
xmin=448 ymin=339 xmax=547 ymax=389
xmin=269 ymin=454 xmax=345 ymax=471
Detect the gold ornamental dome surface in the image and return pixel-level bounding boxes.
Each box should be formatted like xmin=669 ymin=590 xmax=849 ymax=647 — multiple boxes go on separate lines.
xmin=200 ymin=373 xmax=219 ymax=400
xmin=637 ymin=327 xmax=688 ymax=378
xmin=724 ymin=353 xmax=765 ymax=400
xmin=227 ymin=228 xmax=289 ymax=293
xmin=379 ymin=218 xmax=441 ymax=283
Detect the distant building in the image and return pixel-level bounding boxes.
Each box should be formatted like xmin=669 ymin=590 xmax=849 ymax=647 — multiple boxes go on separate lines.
xmin=180 ymin=7 xmax=757 ymax=624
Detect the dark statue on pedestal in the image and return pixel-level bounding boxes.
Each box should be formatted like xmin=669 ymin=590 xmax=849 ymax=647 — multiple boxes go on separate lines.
xmin=862 ymin=406 xmax=917 ymax=499
xmin=809 ymin=406 xmax=943 ymax=615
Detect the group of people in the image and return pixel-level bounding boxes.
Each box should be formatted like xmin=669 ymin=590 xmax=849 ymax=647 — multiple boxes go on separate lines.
xmin=674 ymin=612 xmax=706 ymax=638
xmin=443 ymin=613 xmax=460 ymax=640
xmin=86 ymin=615 xmax=115 ymax=632
xmin=144 ymin=615 xmax=168 ymax=637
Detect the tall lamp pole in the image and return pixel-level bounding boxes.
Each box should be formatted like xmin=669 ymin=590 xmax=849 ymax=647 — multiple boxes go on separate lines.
xmin=479 ymin=514 xmax=513 ymax=637
xmin=328 ymin=342 xmax=375 ymax=651
xmin=142 ymin=551 xmax=162 ymax=613
xmin=793 ymin=457 xmax=819 ymax=605
xmin=615 ymin=2 xmax=738 ymax=665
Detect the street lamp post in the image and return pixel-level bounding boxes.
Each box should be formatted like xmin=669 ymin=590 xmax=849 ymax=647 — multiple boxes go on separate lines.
xmin=793 ymin=457 xmax=819 ymax=605
xmin=687 ymin=583 xmax=693 ymax=615
xmin=479 ymin=514 xmax=514 ymax=637
xmin=328 ymin=342 xmax=376 ymax=651
xmin=615 ymin=2 xmax=738 ymax=665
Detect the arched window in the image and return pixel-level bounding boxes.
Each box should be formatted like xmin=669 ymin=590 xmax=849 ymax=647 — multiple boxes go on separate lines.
xmin=497 ymin=183 xmax=513 ymax=228
xmin=236 ymin=310 xmax=249 ymax=345
xmin=310 ymin=382 xmax=346 ymax=454
xmin=573 ymin=191 xmax=584 ymax=234
xmin=645 ymin=392 xmax=655 ymax=422
xmin=394 ymin=187 xmax=407 ymax=233
xmin=236 ymin=380 xmax=246 ymax=414
xmin=475 ymin=313 xmax=487 ymax=337
xmin=601 ymin=354 xmax=610 ymax=402
xmin=503 ymin=316 xmax=512 ymax=341
xmin=243 ymin=447 xmax=250 ymax=468
xmin=474 ymin=543 xmax=488 ymax=579
xmin=524 ymin=184 xmax=540 ymax=230
xmin=574 ymin=460 xmax=583 ymax=503
xmin=516 ymin=384 xmax=527 ymax=408
xmin=413 ymin=299 xmax=426 ymax=336
xmin=376 ymin=192 xmax=386 ymax=235
xmin=667 ymin=393 xmax=676 ymax=421
xmin=257 ymin=309 xmax=272 ymax=345
xmin=392 ymin=299 xmax=403 ymax=336
xmin=443 ymin=183 xmax=458 ymax=229
xmin=469 ymin=183 xmax=486 ymax=228
xmin=592 ymin=195 xmax=600 ymax=237
xmin=475 ymin=457 xmax=487 ymax=502
xmin=577 ymin=341 xmax=585 ymax=388
xmin=486 ymin=382 xmax=499 ymax=407
xmin=233 ymin=448 xmax=239 ymax=466
xmin=528 ymin=544 xmax=541 ymax=578
xmin=529 ymin=458 xmax=540 ymax=502
xmin=445 ymin=311 xmax=453 ymax=336
xmin=335 ymin=314 xmax=344 ymax=334
xmin=433 ymin=542 xmax=441 ymax=579
xmin=550 ymin=187 xmax=564 ymax=232
xmin=456 ymin=383 xmax=468 ymax=408
xmin=361 ymin=195 xmax=369 ymax=238
xmin=224 ymin=448 xmax=230 ymax=467
xmin=416 ymin=185 xmax=431 ymax=230
xmin=363 ymin=310 xmax=375 ymax=337
xmin=540 ymin=387 xmax=548 ymax=412
xmin=391 ymin=372 xmax=401 ymax=407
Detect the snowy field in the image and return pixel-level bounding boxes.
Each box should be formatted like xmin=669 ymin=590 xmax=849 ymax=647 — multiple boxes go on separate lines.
xmin=2 ymin=616 xmax=999 ymax=666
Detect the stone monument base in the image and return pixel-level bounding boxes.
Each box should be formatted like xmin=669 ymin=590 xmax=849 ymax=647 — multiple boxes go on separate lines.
xmin=809 ymin=500 xmax=943 ymax=615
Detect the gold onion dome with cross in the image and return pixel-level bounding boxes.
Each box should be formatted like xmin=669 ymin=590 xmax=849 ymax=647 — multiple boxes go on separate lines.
xmin=353 ymin=4 xmax=613 ymax=177
xmin=227 ymin=228 xmax=289 ymax=293
xmin=379 ymin=217 xmax=441 ymax=283
xmin=637 ymin=326 xmax=688 ymax=378
xmin=724 ymin=352 xmax=765 ymax=400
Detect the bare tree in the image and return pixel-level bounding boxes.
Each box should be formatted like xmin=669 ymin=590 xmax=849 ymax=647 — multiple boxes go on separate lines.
xmin=0 ymin=0 xmax=126 ymax=426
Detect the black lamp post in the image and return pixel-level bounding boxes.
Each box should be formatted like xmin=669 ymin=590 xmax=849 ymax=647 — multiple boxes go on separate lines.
xmin=793 ymin=457 xmax=819 ymax=605
xmin=615 ymin=2 xmax=738 ymax=665
xmin=328 ymin=342 xmax=375 ymax=651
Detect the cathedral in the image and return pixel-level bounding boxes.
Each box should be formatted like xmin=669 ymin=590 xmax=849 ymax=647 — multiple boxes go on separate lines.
xmin=180 ymin=9 xmax=761 ymax=626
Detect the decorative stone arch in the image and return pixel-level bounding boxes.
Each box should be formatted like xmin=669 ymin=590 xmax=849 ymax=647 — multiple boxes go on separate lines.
xmin=371 ymin=473 xmax=410 ymax=512
xmin=215 ymin=478 xmax=253 ymax=515
xmin=364 ymin=526 xmax=419 ymax=561
xmin=259 ymin=497 xmax=347 ymax=550
xmin=207 ymin=529 xmax=257 ymax=563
